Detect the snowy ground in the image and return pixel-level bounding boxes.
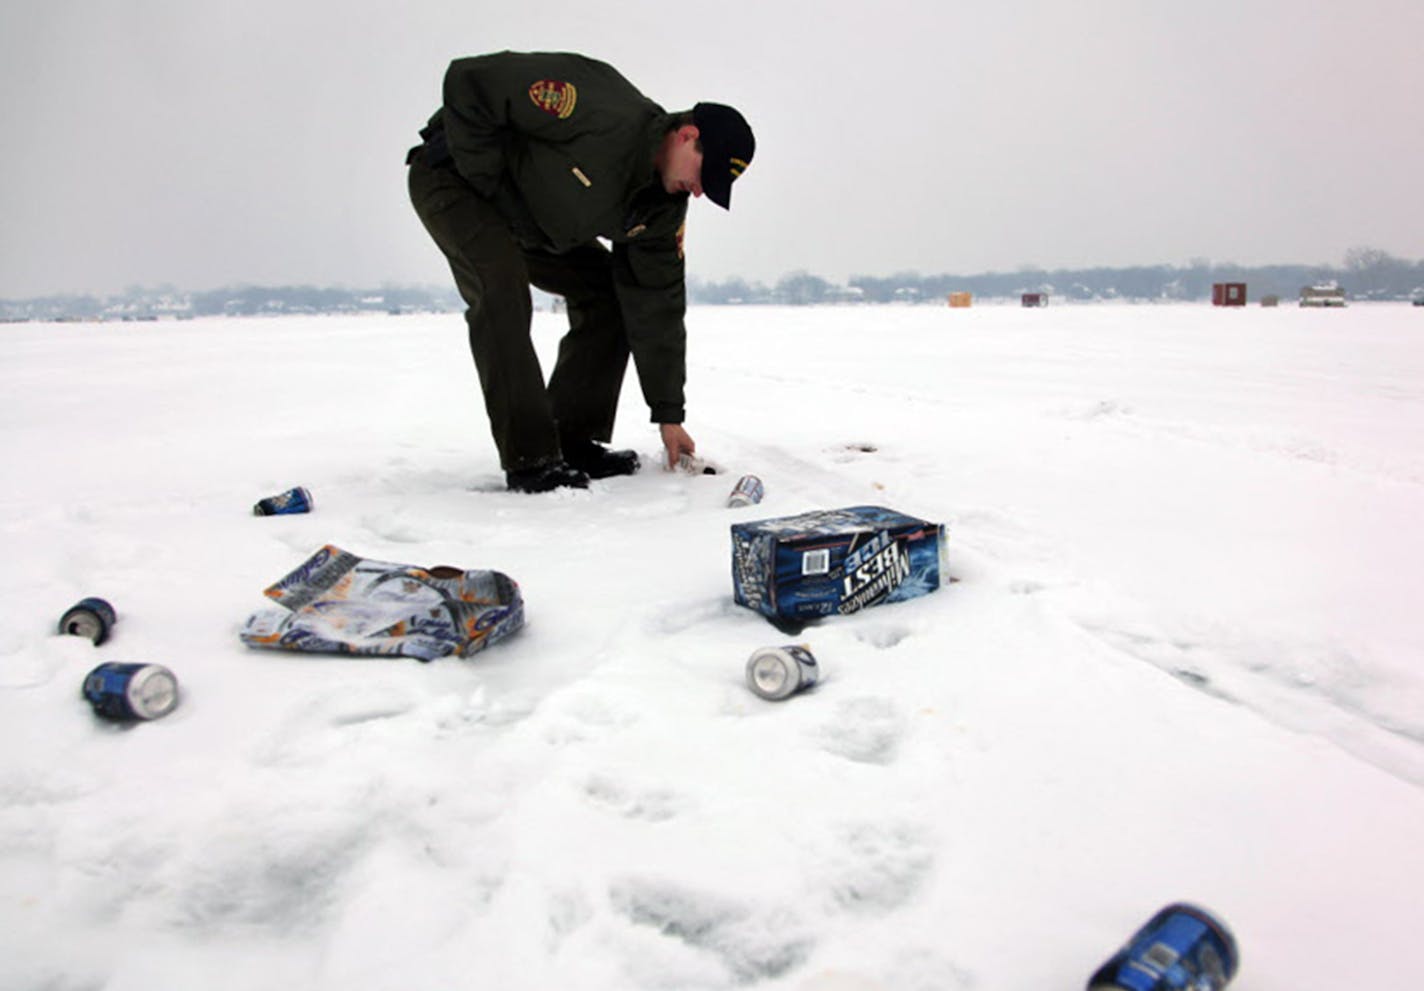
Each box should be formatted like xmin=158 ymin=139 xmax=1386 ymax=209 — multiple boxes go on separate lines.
xmin=2 ymin=302 xmax=1422 ymax=990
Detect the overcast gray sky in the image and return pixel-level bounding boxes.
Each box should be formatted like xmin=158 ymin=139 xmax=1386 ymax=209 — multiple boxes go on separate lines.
xmin=3 ymin=0 xmax=1422 ymax=297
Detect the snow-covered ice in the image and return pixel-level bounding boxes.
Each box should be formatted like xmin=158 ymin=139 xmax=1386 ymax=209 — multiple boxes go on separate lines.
xmin=2 ymin=302 xmax=1422 ymax=990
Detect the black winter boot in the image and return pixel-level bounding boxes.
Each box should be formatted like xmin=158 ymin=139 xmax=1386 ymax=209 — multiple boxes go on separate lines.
xmin=562 ymin=439 xmax=641 ymax=480
xmin=505 ymin=460 xmax=590 ymax=493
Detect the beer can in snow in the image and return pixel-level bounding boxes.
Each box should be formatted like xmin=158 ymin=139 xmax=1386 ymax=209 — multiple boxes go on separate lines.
xmin=1088 ymin=903 xmax=1239 ymax=991
xmin=253 ymin=486 xmax=313 ymax=516
xmin=676 ymin=453 xmax=720 ymax=475
xmin=727 ymin=474 xmax=764 ymax=508
xmin=82 ymin=662 xmax=180 ymax=721
xmin=745 ymin=644 xmax=819 ymax=701
xmin=58 ymin=597 xmax=117 ymax=645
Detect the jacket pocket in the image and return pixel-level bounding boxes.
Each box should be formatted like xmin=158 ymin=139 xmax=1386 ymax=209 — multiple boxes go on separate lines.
xmin=516 ymin=151 xmax=600 ymax=250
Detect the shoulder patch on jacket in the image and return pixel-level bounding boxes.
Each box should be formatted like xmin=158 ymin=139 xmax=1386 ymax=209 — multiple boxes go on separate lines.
xmin=528 ymin=80 xmax=578 ymax=119
xmin=676 ymin=221 xmax=686 ymax=259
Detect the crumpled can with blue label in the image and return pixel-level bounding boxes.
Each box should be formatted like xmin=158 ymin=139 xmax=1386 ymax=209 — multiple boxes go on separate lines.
xmin=731 ymin=506 xmax=947 ymax=620
xmin=1088 ymin=903 xmax=1238 ymax=990
xmin=240 ymin=545 xmax=523 ymax=661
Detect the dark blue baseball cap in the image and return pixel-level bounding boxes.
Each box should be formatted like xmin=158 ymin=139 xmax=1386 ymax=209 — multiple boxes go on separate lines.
xmin=693 ymin=102 xmax=754 ymax=209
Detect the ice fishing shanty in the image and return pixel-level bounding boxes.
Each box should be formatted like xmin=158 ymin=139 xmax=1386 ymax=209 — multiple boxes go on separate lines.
xmin=1212 ymin=283 xmax=1247 ymax=306
xmin=1299 ymin=284 xmax=1347 ymax=307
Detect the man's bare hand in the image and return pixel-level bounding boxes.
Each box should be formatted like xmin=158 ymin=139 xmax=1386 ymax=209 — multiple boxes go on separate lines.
xmin=659 ymin=423 xmax=696 ymax=469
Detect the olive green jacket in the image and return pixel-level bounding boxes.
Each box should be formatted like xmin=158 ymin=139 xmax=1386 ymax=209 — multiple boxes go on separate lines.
xmin=432 ymin=51 xmax=689 ymax=424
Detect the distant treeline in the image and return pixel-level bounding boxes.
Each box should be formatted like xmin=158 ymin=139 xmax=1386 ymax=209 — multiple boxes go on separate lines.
xmin=5 ymin=248 xmax=1423 ymax=322
xmin=0 ymin=284 xmax=464 ymax=323
xmin=690 ymin=247 xmax=1424 ymax=305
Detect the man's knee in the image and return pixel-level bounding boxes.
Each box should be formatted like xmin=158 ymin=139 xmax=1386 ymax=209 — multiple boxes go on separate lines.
xmin=442 ymin=221 xmax=530 ymax=317
xmin=528 ymin=243 xmax=618 ymax=301
xmin=565 ymin=293 xmax=623 ymax=334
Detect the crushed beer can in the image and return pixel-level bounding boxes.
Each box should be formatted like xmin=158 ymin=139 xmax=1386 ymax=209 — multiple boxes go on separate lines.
xmin=254 ymin=486 xmax=313 ymax=516
xmin=58 ymin=597 xmax=117 ymax=645
xmin=1088 ymin=903 xmax=1239 ymax=991
xmin=745 ymin=644 xmax=819 ymax=700
xmin=731 ymin=506 xmax=947 ymax=620
xmin=727 ymin=474 xmax=765 ymax=507
xmin=82 ymin=662 xmax=180 ymax=721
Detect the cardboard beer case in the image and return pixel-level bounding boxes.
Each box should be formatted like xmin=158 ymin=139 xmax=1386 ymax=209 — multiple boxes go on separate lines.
xmin=731 ymin=506 xmax=947 ymax=620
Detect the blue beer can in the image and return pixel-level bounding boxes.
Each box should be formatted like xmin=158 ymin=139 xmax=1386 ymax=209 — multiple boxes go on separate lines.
xmin=254 ymin=486 xmax=313 ymax=516
xmin=82 ymin=662 xmax=181 ymax=721
xmin=727 ymin=474 xmax=765 ymax=508
xmin=1088 ymin=903 xmax=1239 ymax=990
xmin=58 ymin=597 xmax=117 ymax=645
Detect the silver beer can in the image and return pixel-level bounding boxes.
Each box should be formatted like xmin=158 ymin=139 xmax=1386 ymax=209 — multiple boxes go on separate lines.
xmin=676 ymin=453 xmax=720 ymax=475
xmin=746 ymin=644 xmax=819 ymax=700
xmin=727 ymin=474 xmax=765 ymax=508
xmin=82 ymin=662 xmax=181 ymax=721
xmin=59 ymin=597 xmax=117 ymax=645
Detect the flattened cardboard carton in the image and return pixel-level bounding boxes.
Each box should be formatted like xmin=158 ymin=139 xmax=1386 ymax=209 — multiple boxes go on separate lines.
xmin=240 ymin=544 xmax=523 ymax=661
xmin=731 ymin=506 xmax=947 ymax=620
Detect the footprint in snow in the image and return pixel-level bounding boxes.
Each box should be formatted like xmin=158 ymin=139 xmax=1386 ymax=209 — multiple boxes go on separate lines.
xmin=250 ymin=685 xmax=419 ymax=766
xmin=580 ymin=772 xmax=686 ymax=822
xmin=539 ymin=691 xmax=641 ymax=746
xmin=645 ymin=596 xmax=742 ymax=635
xmin=358 ymin=513 xmax=431 ymax=544
xmin=166 ymin=815 xmax=371 ymax=935
xmin=851 ymin=623 xmax=917 ymax=649
xmin=818 ymin=819 xmax=935 ymax=915
xmin=813 ymin=697 xmax=907 ymax=765
xmin=609 ymin=876 xmax=814 ymax=982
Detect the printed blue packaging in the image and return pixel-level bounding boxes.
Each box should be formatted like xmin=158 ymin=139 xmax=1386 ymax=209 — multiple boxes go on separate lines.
xmin=240 ymin=545 xmax=524 ymax=661
xmin=731 ymin=506 xmax=947 ymax=620
xmin=254 ymin=486 xmax=313 ymax=516
xmin=1088 ymin=903 xmax=1239 ymax=990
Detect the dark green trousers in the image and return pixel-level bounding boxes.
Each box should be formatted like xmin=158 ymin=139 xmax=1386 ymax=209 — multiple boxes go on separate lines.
xmin=408 ymin=153 xmax=630 ymax=471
